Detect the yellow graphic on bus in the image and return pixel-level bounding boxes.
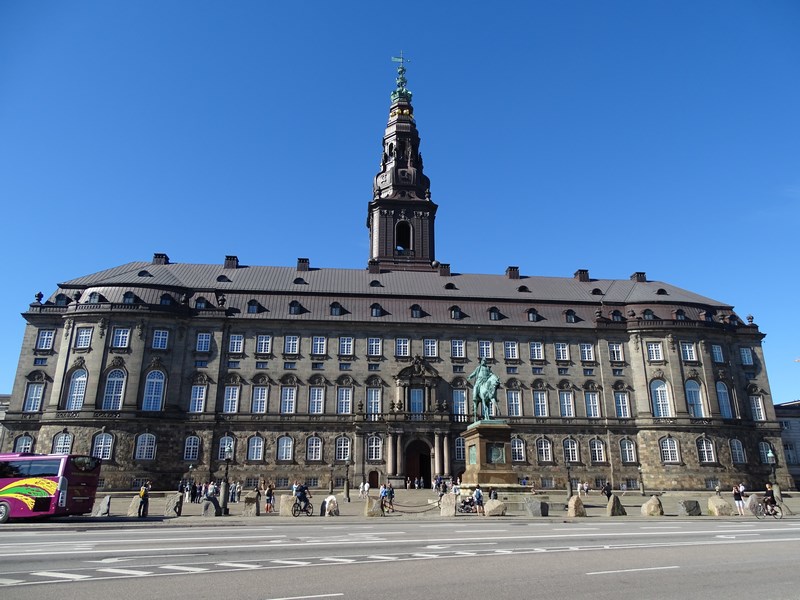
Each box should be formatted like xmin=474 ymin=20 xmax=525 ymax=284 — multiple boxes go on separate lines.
xmin=0 ymin=478 xmax=59 ymax=510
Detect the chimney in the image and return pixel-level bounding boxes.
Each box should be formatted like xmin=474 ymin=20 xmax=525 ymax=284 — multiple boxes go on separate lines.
xmin=630 ymin=271 xmax=647 ymax=282
xmin=506 ymin=266 xmax=520 ymax=280
xmin=152 ymin=253 xmax=169 ymax=265
xmin=574 ymin=269 xmax=589 ymax=282
xmin=296 ymin=257 xmax=310 ymax=272
xmin=368 ymin=259 xmax=380 ymax=274
xmin=224 ymin=255 xmax=239 ymax=269
xmin=438 ymin=263 xmax=451 ymax=276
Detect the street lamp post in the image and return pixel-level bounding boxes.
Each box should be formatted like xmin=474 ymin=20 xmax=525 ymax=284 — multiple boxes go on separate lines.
xmin=220 ymin=444 xmax=233 ymax=516
xmin=638 ymin=465 xmax=645 ymax=496
xmin=188 ymin=464 xmax=194 ymax=484
xmin=329 ymin=463 xmax=335 ymax=494
xmin=566 ymin=464 xmax=573 ymax=499
xmin=344 ymin=459 xmax=352 ymax=502
xmin=767 ymin=448 xmax=777 ymax=484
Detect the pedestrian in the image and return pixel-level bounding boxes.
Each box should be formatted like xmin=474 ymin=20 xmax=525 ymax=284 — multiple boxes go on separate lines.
xmin=732 ymin=486 xmax=745 ymax=516
xmin=364 ymin=480 xmax=371 ymax=499
xmin=602 ymin=481 xmax=612 ymax=500
xmin=387 ymin=483 xmax=395 ymax=512
xmin=414 ymin=477 xmax=419 ymax=489
xmin=265 ymin=482 xmax=275 ymax=513
xmin=406 ymin=477 xmax=411 ymax=490
xmin=488 ymin=486 xmax=498 ymax=500
xmin=583 ymin=481 xmax=589 ymax=496
xmin=138 ymin=480 xmax=151 ymax=518
xmin=473 ymin=484 xmax=485 ymax=516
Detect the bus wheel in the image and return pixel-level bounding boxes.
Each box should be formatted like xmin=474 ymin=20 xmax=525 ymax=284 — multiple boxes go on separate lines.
xmin=0 ymin=502 xmax=10 ymax=524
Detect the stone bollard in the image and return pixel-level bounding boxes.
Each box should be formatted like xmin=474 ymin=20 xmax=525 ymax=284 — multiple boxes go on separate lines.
xmin=127 ymin=495 xmax=140 ymax=517
xmin=203 ymin=496 xmax=222 ymax=517
xmin=606 ymin=495 xmax=627 ymax=516
xmin=568 ymin=495 xmax=586 ymax=517
xmin=92 ymin=495 xmax=112 ymax=517
xmin=707 ymin=496 xmax=734 ymax=516
xmin=364 ymin=496 xmax=383 ymax=517
xmin=677 ymin=499 xmax=701 ymax=516
xmin=164 ymin=492 xmax=183 ymax=517
xmin=641 ymin=495 xmax=664 ymax=516
xmin=242 ymin=491 xmax=261 ymax=517
xmin=523 ymin=498 xmax=549 ymax=517
xmin=484 ymin=499 xmax=507 ymax=516
xmin=440 ymin=493 xmax=457 ymax=517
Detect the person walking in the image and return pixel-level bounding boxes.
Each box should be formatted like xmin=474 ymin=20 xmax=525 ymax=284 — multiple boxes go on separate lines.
xmin=137 ymin=480 xmax=151 ymax=518
xmin=602 ymin=481 xmax=612 ymax=500
xmin=732 ymin=485 xmax=745 ymax=516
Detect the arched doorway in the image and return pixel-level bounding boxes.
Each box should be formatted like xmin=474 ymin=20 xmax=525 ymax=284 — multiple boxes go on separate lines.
xmin=404 ymin=439 xmax=432 ymax=488
xmin=368 ymin=470 xmax=380 ymax=488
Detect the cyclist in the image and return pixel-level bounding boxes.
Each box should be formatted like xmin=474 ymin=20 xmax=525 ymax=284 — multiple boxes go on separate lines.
xmin=296 ymin=481 xmax=311 ymax=513
xmin=763 ymin=483 xmax=777 ymax=515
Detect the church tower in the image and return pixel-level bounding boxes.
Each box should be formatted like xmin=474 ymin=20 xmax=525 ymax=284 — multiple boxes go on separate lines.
xmin=367 ymin=57 xmax=438 ymax=272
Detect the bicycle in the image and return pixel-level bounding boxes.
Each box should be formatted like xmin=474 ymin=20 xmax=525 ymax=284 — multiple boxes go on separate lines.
xmin=291 ymin=497 xmax=314 ymax=517
xmin=754 ymin=502 xmax=783 ymax=519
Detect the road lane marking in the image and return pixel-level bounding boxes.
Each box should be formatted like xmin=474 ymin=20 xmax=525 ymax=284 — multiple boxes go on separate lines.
xmin=411 ymin=553 xmax=439 ymax=558
xmin=0 ymin=578 xmax=25 ymax=585
xmin=270 ymin=560 xmax=311 ymax=566
xmin=320 ymin=557 xmax=356 ymax=563
xmin=366 ymin=555 xmax=397 ymax=560
xmin=217 ymin=562 xmax=259 ymax=569
xmin=587 ymin=566 xmax=680 ymax=575
xmin=265 ymin=595 xmax=343 ymax=600
xmin=97 ymin=568 xmax=153 ymax=576
xmin=159 ymin=565 xmax=208 ymax=572
xmin=31 ymin=571 xmax=92 ymax=580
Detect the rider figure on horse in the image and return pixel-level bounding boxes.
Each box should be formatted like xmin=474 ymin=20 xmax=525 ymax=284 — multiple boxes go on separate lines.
xmin=468 ymin=357 xmax=500 ymax=421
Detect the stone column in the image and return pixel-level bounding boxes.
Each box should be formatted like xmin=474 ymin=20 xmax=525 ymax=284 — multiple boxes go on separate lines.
xmin=443 ymin=433 xmax=451 ymax=477
xmin=355 ymin=432 xmax=365 ymax=484
xmin=386 ymin=430 xmax=395 ymax=476
xmin=434 ymin=431 xmax=442 ymax=476
xmin=396 ymin=432 xmax=404 ymax=476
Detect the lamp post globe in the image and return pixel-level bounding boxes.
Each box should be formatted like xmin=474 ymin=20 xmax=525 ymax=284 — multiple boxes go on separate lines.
xmin=767 ymin=448 xmax=776 ymax=483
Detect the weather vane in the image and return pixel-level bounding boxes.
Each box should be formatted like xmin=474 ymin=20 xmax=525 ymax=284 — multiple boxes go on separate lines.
xmin=391 ymin=51 xmax=410 ymax=67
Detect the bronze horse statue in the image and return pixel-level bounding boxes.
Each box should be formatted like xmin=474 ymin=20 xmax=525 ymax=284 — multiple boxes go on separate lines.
xmin=468 ymin=359 xmax=501 ymax=421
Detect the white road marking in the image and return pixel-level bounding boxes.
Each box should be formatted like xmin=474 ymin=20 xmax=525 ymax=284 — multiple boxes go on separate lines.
xmin=320 ymin=557 xmax=356 ymax=563
xmin=217 ymin=562 xmax=259 ymax=569
xmin=270 ymin=560 xmax=311 ymax=566
xmin=265 ymin=595 xmax=343 ymax=600
xmin=366 ymin=555 xmax=397 ymax=560
xmin=455 ymin=529 xmax=507 ymax=533
xmin=97 ymin=567 xmax=153 ymax=576
xmin=159 ymin=565 xmax=208 ymax=572
xmin=31 ymin=571 xmax=92 ymax=580
xmin=587 ymin=565 xmax=680 ymax=575
xmin=0 ymin=578 xmax=25 ymax=585
xmin=411 ymin=553 xmax=439 ymax=558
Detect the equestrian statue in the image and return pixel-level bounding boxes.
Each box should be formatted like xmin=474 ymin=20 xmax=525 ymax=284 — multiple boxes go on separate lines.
xmin=467 ymin=357 xmax=501 ymax=422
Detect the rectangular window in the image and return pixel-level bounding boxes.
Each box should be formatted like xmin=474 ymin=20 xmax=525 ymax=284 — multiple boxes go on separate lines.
xmin=646 ymin=342 xmax=663 ymax=361
xmin=366 ymin=387 xmax=381 ymax=419
xmin=256 ymin=361 xmax=269 ymax=369
xmin=227 ymin=361 xmax=240 ymax=369
xmin=423 ymin=338 xmax=438 ymax=358
xmin=283 ymin=362 xmax=296 ymax=370
xmin=529 ymin=341 xmax=544 ymax=361
xmin=36 ymin=329 xmax=55 ymax=350
xmin=194 ymin=360 xmax=208 ymax=368
xmin=229 ymin=334 xmax=244 ymax=353
xmin=478 ymin=340 xmax=493 ymax=359
xmin=507 ymin=367 xmax=518 ymax=374
xmin=612 ymin=368 xmax=623 ymax=376
xmin=533 ymin=390 xmax=548 ymax=417
xmin=614 ymin=391 xmax=630 ymax=418
xmin=680 ymin=342 xmax=696 ymax=361
xmin=280 ymin=387 xmax=296 ymax=414
xmin=23 ymin=383 xmax=44 ymax=412
xmin=395 ymin=338 xmax=410 ymax=357
xmin=339 ymin=363 xmax=351 ymax=370
xmin=75 ymin=327 xmax=93 ymax=349
xmin=367 ymin=337 xmax=383 ymax=356
xmin=196 ymin=332 xmax=211 ymax=352
xmin=555 ymin=342 xmax=569 ymax=361
xmin=452 ymin=389 xmax=467 ymax=420
xmin=579 ymin=343 xmax=594 ymax=362
xmin=557 ymin=367 xmax=569 ymax=375
xmin=749 ymin=395 xmax=765 ymax=421
xmin=256 ymin=335 xmax=272 ymax=354
xmin=503 ymin=341 xmax=519 ymax=360
xmin=740 ymin=347 xmax=754 ymax=365
xmin=584 ymin=392 xmax=600 ymax=418
xmin=583 ymin=368 xmax=594 ymax=376
xmin=559 ymin=391 xmax=574 ymax=417
xmin=608 ymin=342 xmax=623 ymax=362
xmin=311 ymin=336 xmax=327 ymax=355
xmin=309 ymin=387 xmax=324 ymax=414
xmin=189 ymin=385 xmax=206 ymax=413
xmin=33 ymin=358 xmax=47 ymax=366
xmin=252 ymin=386 xmax=267 ymax=413
xmin=368 ymin=363 xmax=380 ymax=371
xmin=111 ymin=327 xmax=130 ymax=348
xmin=532 ymin=367 xmax=543 ymax=375
xmin=506 ymin=390 xmax=521 ymax=417
xmin=284 ymin=335 xmax=300 ymax=354
xmin=338 ymin=337 xmax=353 ymax=356
xmin=337 ymin=387 xmax=352 ymax=414
xmin=451 ymin=339 xmax=465 ymax=359
xmin=711 ymin=344 xmax=724 ymax=363
xmin=152 ymin=329 xmax=169 ymax=350
xmin=223 ymin=386 xmax=239 ymax=413
xmin=409 ymin=388 xmax=424 ymax=419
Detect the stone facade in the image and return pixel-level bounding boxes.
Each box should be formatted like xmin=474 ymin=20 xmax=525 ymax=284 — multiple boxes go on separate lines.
xmin=0 ymin=67 xmax=786 ymax=495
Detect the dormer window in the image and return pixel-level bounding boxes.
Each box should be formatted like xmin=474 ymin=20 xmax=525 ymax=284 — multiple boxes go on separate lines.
xmin=527 ymin=308 xmax=540 ymax=322
xmin=247 ymin=300 xmax=260 ymax=314
xmin=369 ymin=280 xmax=383 ymax=288
xmin=122 ymin=292 xmax=136 ymax=305
xmin=216 ymin=275 xmax=232 ymax=283
xmin=675 ymin=309 xmax=686 ymax=321
xmin=611 ymin=310 xmax=623 ymax=322
xmin=137 ymin=270 xmax=152 ymax=277
xmin=293 ymin=277 xmax=307 ymax=285
xmin=289 ymin=301 xmax=302 ymax=315
xmin=160 ymin=294 xmax=174 ymax=306
xmin=55 ymin=294 xmax=68 ymax=306
xmin=565 ymin=310 xmax=577 ymax=323
xmin=330 ymin=302 xmax=343 ymax=317
xmin=195 ymin=297 xmax=208 ymax=310
xmin=88 ymin=292 xmax=100 ymax=304
xmin=591 ymin=288 xmax=603 ymax=295
xmin=656 ymin=288 xmax=668 ymax=295
xmin=643 ymin=309 xmax=655 ymax=321
xmin=488 ymin=307 xmax=501 ymax=321
xmin=518 ymin=285 xmax=530 ymax=293
xmin=410 ymin=304 xmax=423 ymax=319
xmin=444 ymin=283 xmax=457 ymax=290
xmin=370 ymin=303 xmax=384 ymax=318
xmin=450 ymin=306 xmax=462 ymax=320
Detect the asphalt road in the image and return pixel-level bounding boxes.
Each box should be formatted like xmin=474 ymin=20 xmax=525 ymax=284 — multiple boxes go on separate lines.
xmin=1 ymin=519 xmax=798 ymax=600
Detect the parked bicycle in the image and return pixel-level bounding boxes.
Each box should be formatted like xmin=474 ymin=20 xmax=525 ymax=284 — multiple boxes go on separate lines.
xmin=753 ymin=502 xmax=783 ymax=519
xmin=291 ymin=497 xmax=314 ymax=517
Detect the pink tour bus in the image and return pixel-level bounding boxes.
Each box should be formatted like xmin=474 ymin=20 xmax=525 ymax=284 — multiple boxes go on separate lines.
xmin=0 ymin=453 xmax=102 ymax=523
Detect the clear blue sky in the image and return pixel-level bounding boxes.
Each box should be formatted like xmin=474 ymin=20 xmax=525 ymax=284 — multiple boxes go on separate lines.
xmin=1 ymin=1 xmax=798 ymax=403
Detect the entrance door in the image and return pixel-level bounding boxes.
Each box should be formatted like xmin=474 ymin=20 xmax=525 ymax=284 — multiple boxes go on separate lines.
xmin=404 ymin=439 xmax=432 ymax=488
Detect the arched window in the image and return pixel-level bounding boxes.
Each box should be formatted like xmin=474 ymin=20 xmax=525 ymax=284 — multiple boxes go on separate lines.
xmin=195 ymin=297 xmax=207 ymax=309
xmin=659 ymin=437 xmax=679 ymax=463
xmin=619 ymin=438 xmax=637 ymax=463
xmin=65 ymin=369 xmax=88 ymax=411
xmin=650 ymin=380 xmax=671 ymax=417
xmin=92 ymin=432 xmax=113 ymax=460
xmin=277 ymin=436 xmax=293 ymax=461
xmin=335 ymin=436 xmax=351 ymax=461
xmin=102 ymin=369 xmax=126 ymax=410
xmin=247 ymin=436 xmax=264 ymax=461
xmin=589 ymin=439 xmax=605 ymax=463
xmin=685 ymin=380 xmax=705 ymax=418
xmin=611 ymin=310 xmax=623 ymax=322
xmin=87 ymin=292 xmax=100 ymax=304
xmin=135 ymin=433 xmax=156 ymax=460
xmin=247 ymin=300 xmax=260 ymax=314
xmin=142 ymin=371 xmax=165 ymax=411
xmin=410 ymin=304 xmax=423 ymax=319
xmin=367 ymin=435 xmax=382 ymax=461
xmin=122 ymin=291 xmax=136 ymax=304
xmin=565 ymin=310 xmax=577 ymax=323
xmin=536 ymin=438 xmax=552 ymax=462
xmin=306 ymin=436 xmax=322 ymax=461
xmin=758 ymin=441 xmax=773 ymax=464
xmin=488 ymin=307 xmax=501 ymax=321
xmin=55 ymin=294 xmax=69 ymax=306
xmin=184 ymin=436 xmax=200 ymax=461
xmin=330 ymin=302 xmax=343 ymax=316
xmin=289 ymin=300 xmax=302 ymax=315
xmin=450 ymin=306 xmax=462 ymax=320
xmin=511 ymin=438 xmax=525 ymax=462
xmin=697 ymin=438 xmax=715 ymax=463
xmin=730 ymin=439 xmax=746 ymax=463
xmin=643 ymin=309 xmax=655 ymax=321
xmin=370 ymin=303 xmax=384 ymax=318
xmin=454 ymin=437 xmax=465 ymax=461
xmin=218 ymin=435 xmax=235 ymax=460
xmin=716 ymin=382 xmax=733 ymax=419
xmin=14 ymin=434 xmax=34 ymax=453
xmin=527 ymin=308 xmax=539 ymax=322
xmin=395 ymin=221 xmax=412 ymax=253
xmin=563 ymin=439 xmax=578 ymax=463
xmin=675 ymin=309 xmax=686 ymax=321
xmin=160 ymin=294 xmax=174 ymax=305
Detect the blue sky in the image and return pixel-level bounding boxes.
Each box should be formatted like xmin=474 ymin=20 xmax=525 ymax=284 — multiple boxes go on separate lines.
xmin=1 ymin=1 xmax=798 ymax=403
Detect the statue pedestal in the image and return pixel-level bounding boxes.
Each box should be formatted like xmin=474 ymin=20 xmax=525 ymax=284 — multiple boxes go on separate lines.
xmin=460 ymin=420 xmax=518 ymax=486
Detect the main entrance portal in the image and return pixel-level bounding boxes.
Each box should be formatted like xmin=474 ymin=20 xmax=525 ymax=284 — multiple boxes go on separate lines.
xmin=404 ymin=439 xmax=432 ymax=488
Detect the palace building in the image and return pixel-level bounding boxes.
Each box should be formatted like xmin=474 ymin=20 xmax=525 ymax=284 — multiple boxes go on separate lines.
xmin=2 ymin=64 xmax=787 ymax=492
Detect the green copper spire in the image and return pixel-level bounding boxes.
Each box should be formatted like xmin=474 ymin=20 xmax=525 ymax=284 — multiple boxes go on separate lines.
xmin=390 ymin=52 xmax=412 ymax=103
